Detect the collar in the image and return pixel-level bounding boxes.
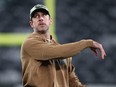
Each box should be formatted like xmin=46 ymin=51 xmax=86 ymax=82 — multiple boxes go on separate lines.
xmin=32 ymin=32 xmax=53 ymax=41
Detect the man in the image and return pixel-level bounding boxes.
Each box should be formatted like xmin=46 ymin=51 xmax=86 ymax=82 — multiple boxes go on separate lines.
xmin=21 ymin=4 xmax=106 ymax=87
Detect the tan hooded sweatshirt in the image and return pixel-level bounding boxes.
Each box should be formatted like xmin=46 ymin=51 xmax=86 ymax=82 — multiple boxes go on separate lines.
xmin=21 ymin=32 xmax=93 ymax=87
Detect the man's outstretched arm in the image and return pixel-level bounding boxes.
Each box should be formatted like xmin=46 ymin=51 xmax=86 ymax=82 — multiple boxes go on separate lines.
xmin=23 ymin=38 xmax=106 ymax=60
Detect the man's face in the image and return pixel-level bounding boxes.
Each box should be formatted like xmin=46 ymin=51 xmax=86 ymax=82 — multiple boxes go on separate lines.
xmin=30 ymin=11 xmax=52 ymax=33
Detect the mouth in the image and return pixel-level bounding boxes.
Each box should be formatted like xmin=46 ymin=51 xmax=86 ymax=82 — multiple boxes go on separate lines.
xmin=39 ymin=23 xmax=46 ymax=25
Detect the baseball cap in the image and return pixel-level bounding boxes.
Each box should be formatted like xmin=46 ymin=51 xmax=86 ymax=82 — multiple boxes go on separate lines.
xmin=30 ymin=4 xmax=50 ymax=19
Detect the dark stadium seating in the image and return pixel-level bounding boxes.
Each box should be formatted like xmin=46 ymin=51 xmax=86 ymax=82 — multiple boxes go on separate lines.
xmin=0 ymin=0 xmax=116 ymax=87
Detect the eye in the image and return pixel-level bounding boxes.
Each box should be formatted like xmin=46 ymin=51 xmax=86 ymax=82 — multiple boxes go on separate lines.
xmin=33 ymin=14 xmax=38 ymax=18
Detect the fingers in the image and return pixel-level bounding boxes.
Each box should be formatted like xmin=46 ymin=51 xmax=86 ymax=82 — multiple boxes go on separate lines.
xmin=92 ymin=41 xmax=106 ymax=59
xmin=90 ymin=47 xmax=98 ymax=56
xmin=99 ymin=44 xmax=106 ymax=59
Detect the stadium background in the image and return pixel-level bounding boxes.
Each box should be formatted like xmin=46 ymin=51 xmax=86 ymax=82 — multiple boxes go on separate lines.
xmin=0 ymin=0 xmax=116 ymax=87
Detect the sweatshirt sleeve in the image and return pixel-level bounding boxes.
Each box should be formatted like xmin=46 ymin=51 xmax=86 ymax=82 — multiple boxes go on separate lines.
xmin=22 ymin=38 xmax=93 ymax=60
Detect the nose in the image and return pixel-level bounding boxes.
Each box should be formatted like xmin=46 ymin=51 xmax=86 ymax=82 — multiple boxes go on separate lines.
xmin=38 ymin=16 xmax=44 ymax=21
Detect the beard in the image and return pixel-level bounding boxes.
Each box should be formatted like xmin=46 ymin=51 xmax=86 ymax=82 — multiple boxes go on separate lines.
xmin=35 ymin=25 xmax=49 ymax=34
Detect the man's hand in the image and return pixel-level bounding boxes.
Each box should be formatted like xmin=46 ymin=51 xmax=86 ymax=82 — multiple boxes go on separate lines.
xmin=90 ymin=41 xmax=106 ymax=59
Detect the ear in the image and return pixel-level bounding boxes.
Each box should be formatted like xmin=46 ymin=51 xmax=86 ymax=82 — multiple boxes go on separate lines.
xmin=29 ymin=20 xmax=34 ymax=28
xmin=49 ymin=17 xmax=52 ymax=25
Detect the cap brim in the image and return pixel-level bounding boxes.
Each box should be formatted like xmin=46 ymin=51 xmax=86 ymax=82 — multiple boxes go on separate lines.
xmin=30 ymin=8 xmax=50 ymax=19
